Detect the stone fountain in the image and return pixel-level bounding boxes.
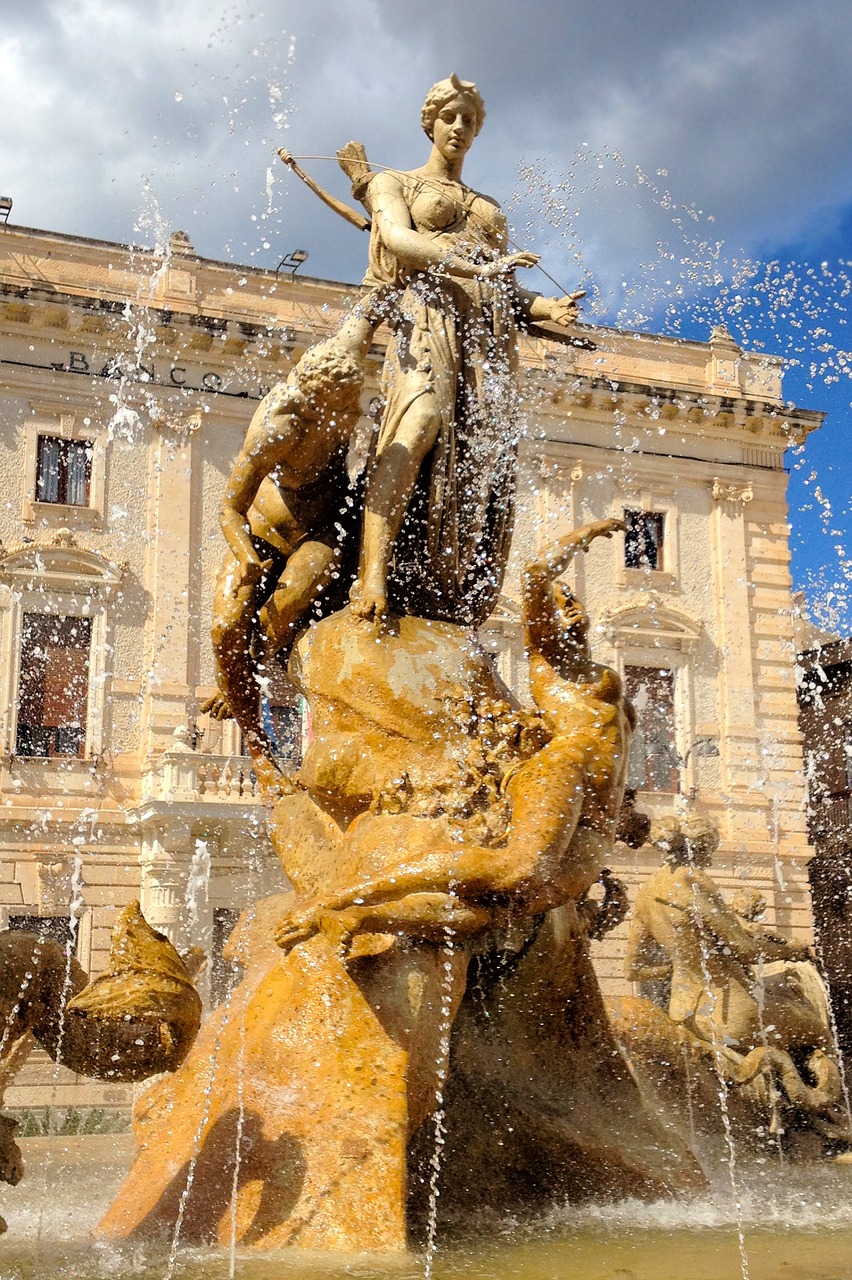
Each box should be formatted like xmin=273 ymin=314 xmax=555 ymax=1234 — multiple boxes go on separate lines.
xmin=91 ymin=73 xmax=705 ymax=1252
xmin=1 ymin=73 xmax=850 ymax=1278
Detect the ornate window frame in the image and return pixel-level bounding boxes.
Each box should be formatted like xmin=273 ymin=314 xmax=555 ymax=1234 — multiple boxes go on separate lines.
xmin=614 ymin=481 xmax=679 ymax=594
xmin=602 ymin=599 xmax=703 ymax=795
xmin=0 ymin=537 xmax=125 ymax=760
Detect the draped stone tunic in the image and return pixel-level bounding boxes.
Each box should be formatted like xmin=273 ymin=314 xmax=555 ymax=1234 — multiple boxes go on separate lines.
xmin=363 ymin=170 xmax=521 ymax=627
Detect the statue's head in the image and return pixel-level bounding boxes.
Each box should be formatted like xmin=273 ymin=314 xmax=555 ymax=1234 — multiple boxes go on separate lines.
xmin=421 ymin=74 xmax=486 ymax=141
xmin=652 ymin=815 xmax=719 ymax=867
xmin=682 ymin=815 xmax=721 ymax=864
xmin=293 ymin=340 xmax=364 ymax=415
xmin=553 ymin=583 xmax=590 ymax=650
xmin=731 ymin=887 xmax=766 ymax=922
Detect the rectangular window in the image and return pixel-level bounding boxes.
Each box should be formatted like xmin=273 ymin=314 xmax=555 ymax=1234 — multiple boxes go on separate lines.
xmin=16 ymin=614 xmax=92 ymax=758
xmin=623 ymin=665 xmax=679 ymax=793
xmin=7 ymin=914 xmax=77 ymax=949
xmin=36 ymin=436 xmax=92 ymax=506
xmin=624 ymin=509 xmax=664 ymax=570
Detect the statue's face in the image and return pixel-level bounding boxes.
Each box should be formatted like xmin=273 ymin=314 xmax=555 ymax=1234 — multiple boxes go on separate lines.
xmin=432 ymin=94 xmax=478 ymax=162
xmin=555 ymin=586 xmax=589 ymax=646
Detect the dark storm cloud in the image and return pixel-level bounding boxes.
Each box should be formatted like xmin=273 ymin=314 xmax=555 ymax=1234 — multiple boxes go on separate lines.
xmin=2 ymin=0 xmax=851 ymax=299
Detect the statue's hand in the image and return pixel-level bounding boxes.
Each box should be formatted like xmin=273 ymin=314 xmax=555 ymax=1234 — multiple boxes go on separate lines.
xmin=275 ymin=896 xmax=338 ymax=952
xmin=199 ymin=690 xmax=233 ymax=721
xmin=577 ymin=517 xmax=626 ymax=551
xmin=545 ymin=290 xmax=586 ymax=326
xmin=238 ymin=554 xmax=273 ymax=588
xmin=480 ymin=251 xmax=540 ymax=278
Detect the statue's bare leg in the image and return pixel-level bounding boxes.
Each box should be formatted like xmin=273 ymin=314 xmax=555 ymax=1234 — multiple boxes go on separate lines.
xmin=210 ymin=541 xmax=340 ymax=790
xmin=209 ymin=550 xmax=275 ymax=764
xmin=256 ymin=538 xmax=337 ymax=664
xmin=350 ymin=396 xmax=442 ymax=621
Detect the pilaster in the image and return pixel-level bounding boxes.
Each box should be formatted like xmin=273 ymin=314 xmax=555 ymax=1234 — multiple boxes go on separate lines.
xmin=710 ymin=479 xmax=761 ymax=816
xmin=141 ymin=416 xmax=199 ymax=752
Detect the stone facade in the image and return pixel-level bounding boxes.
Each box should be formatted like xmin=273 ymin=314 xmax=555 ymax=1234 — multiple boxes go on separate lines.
xmin=0 ymin=223 xmax=822 ymax=1110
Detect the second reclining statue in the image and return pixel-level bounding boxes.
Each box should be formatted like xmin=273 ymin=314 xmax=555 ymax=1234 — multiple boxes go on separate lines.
xmin=616 ymin=817 xmax=849 ymax=1148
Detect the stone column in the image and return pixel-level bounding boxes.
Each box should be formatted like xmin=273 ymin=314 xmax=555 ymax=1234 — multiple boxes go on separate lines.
xmin=139 ymin=819 xmax=194 ymax=950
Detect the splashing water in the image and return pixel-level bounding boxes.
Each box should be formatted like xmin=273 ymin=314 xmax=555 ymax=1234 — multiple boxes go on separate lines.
xmin=185 ymin=839 xmax=212 ymax=944
xmin=511 ymin=147 xmax=852 ymax=634
xmin=686 ymin=843 xmax=751 ymax=1280
xmin=422 ymin=923 xmax=458 ymax=1280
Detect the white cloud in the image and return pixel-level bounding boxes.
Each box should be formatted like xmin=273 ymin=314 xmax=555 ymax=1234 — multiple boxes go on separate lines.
xmin=1 ymin=0 xmax=850 ymax=299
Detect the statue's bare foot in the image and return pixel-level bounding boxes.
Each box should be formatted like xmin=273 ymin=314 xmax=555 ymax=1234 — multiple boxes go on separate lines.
xmin=200 ymin=691 xmax=233 ymax=721
xmin=349 ymin=576 xmax=387 ymax=622
xmin=250 ymin=753 xmax=297 ymax=800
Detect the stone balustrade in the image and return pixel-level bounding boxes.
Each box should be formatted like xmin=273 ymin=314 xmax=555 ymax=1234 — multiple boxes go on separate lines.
xmin=142 ymin=751 xmax=297 ymax=805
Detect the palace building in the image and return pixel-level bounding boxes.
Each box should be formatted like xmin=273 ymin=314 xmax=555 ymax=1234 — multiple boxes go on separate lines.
xmin=0 ymin=221 xmax=822 ymax=1113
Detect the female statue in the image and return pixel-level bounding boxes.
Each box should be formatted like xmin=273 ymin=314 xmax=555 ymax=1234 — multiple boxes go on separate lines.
xmin=348 ymin=74 xmax=584 ymax=626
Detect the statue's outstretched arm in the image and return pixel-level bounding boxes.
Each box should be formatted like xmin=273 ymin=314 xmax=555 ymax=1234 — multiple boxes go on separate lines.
xmin=525 ymin=519 xmax=625 ymax=592
xmin=278 ymin=148 xmax=370 ymax=232
xmin=691 ymin=874 xmax=802 ymax=965
xmin=515 ymin=283 xmax=586 ymax=330
xmin=522 ymin=519 xmax=624 ymax=655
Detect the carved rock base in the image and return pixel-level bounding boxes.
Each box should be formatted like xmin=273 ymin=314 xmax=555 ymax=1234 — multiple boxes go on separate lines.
xmin=98 ymin=920 xmax=411 ymax=1251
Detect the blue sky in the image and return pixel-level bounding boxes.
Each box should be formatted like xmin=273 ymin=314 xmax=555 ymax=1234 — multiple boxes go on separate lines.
xmin=2 ymin=0 xmax=850 ymax=628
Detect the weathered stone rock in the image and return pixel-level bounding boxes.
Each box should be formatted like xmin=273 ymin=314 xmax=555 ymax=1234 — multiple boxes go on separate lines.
xmin=408 ymin=906 xmax=704 ymax=1235
xmin=290 ymin=605 xmax=529 ymax=829
xmin=99 ymin=926 xmax=411 ymax=1251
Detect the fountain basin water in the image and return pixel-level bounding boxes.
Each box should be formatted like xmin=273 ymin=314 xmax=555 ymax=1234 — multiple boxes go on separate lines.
xmin=4 ymin=1138 xmax=852 ymax=1279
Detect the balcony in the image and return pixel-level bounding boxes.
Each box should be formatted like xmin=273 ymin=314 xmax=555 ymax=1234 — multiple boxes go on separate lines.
xmin=133 ymin=749 xmax=298 ymax=823
xmin=142 ymin=751 xmax=263 ymax=805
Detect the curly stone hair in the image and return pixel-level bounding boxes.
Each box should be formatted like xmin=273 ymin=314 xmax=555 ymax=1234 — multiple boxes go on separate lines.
xmin=651 ymin=815 xmax=720 ymax=865
xmin=420 ymin=73 xmax=486 ymax=141
xmin=294 ymin=339 xmax=363 ymax=407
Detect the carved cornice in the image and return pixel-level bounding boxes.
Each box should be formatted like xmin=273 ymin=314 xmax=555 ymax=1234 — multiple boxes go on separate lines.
xmin=149 ymin=405 xmax=205 ymax=436
xmin=528 ymin=372 xmax=822 ymax=444
xmin=537 ymin=455 xmax=584 ymax=484
xmin=601 ymin=596 xmax=702 ymax=654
